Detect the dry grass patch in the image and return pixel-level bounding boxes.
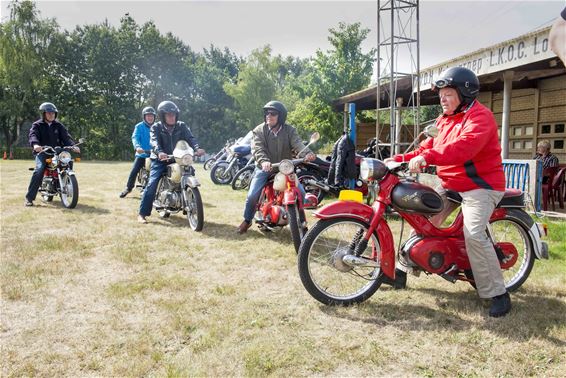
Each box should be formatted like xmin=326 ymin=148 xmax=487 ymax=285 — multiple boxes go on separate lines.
xmin=1 ymin=159 xmax=565 ymax=377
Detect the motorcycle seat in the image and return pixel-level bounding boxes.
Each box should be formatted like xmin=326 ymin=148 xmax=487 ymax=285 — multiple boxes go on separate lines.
xmin=446 ymin=188 xmax=525 ymax=208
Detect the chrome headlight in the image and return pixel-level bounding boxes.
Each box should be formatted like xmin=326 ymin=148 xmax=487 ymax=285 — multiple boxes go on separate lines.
xmin=278 ymin=159 xmax=294 ymax=175
xmin=177 ymin=153 xmax=193 ymax=166
xmin=59 ymin=151 xmax=72 ymax=165
xmin=360 ymin=158 xmax=388 ymax=181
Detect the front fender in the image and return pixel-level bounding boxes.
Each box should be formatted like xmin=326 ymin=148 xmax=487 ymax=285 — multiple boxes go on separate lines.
xmin=283 ymin=187 xmax=301 ymax=205
xmin=314 ymin=200 xmax=373 ymax=223
xmin=182 ymin=175 xmax=200 ymax=188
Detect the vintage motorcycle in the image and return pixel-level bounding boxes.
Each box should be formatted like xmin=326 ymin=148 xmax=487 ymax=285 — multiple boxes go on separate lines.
xmin=210 ymin=131 xmax=253 ymax=185
xmin=298 ymin=128 xmax=548 ymax=306
xmin=153 ymin=141 xmax=204 ymax=231
xmin=231 ymin=157 xmax=256 ymax=190
xmin=136 ymin=150 xmax=152 ymax=191
xmin=254 ymin=133 xmax=320 ymax=253
xmin=33 ymin=139 xmax=84 ymax=209
xmin=203 ymin=138 xmax=234 ymax=171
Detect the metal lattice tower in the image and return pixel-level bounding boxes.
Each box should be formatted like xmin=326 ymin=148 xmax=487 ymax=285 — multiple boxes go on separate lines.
xmin=376 ymin=0 xmax=420 ymax=156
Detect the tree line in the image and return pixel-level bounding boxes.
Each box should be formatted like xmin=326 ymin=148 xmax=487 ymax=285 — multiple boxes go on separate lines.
xmin=1 ymin=1 xmax=436 ymax=160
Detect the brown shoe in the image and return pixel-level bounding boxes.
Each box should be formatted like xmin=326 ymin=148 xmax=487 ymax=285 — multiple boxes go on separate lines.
xmin=237 ymin=220 xmax=252 ymax=234
xmin=137 ymin=215 xmax=148 ymax=224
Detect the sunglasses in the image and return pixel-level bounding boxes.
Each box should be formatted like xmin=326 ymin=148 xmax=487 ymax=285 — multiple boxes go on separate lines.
xmin=264 ymin=111 xmax=279 ymax=117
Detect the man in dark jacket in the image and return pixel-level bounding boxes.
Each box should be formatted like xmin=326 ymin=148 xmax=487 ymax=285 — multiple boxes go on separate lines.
xmin=25 ymin=102 xmax=79 ymax=206
xmin=138 ymin=101 xmax=204 ymax=223
xmin=237 ymin=100 xmax=316 ymax=234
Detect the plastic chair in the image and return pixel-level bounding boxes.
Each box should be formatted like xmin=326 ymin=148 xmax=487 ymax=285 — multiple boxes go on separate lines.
xmin=551 ymin=167 xmax=565 ymax=210
xmin=541 ymin=167 xmax=558 ymax=211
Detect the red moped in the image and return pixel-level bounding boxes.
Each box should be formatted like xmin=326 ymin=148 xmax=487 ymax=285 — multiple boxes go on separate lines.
xmin=298 ymin=157 xmax=549 ymax=306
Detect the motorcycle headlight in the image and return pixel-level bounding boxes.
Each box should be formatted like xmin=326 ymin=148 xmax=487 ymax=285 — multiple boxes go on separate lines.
xmin=180 ymin=153 xmax=193 ymax=166
xmin=59 ymin=151 xmax=72 ymax=164
xmin=360 ymin=158 xmax=388 ymax=181
xmin=273 ymin=172 xmax=287 ymax=192
xmin=278 ymin=159 xmax=294 ymax=175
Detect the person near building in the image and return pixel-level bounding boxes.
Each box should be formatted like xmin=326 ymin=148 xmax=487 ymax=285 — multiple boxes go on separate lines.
xmin=549 ymin=6 xmax=566 ymax=66
xmin=119 ymin=106 xmax=156 ymax=198
xmin=533 ymin=140 xmax=560 ymax=169
xmin=387 ymin=67 xmax=511 ymax=318
xmin=237 ymin=100 xmax=316 ymax=234
xmin=25 ymin=102 xmax=80 ymax=207
xmin=138 ymin=101 xmax=204 ymax=224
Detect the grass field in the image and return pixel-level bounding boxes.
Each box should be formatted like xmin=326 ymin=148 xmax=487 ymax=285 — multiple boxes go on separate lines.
xmin=1 ymin=159 xmax=565 ymax=377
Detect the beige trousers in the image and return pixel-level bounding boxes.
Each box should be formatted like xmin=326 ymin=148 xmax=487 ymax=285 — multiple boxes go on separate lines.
xmin=430 ymin=188 xmax=506 ymax=298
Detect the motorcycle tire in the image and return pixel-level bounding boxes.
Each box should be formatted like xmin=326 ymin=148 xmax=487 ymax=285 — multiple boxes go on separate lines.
xmin=137 ymin=168 xmax=148 ymax=190
xmin=466 ymin=217 xmax=535 ymax=292
xmin=60 ymin=174 xmax=79 ymax=209
xmin=210 ymin=161 xmax=233 ymax=185
xmin=288 ymin=203 xmax=307 ymax=254
xmin=298 ymin=217 xmax=382 ymax=306
xmin=231 ymin=166 xmax=254 ymax=190
xmin=298 ymin=172 xmax=326 ymax=204
xmin=203 ymin=158 xmax=216 ymax=171
xmin=184 ymin=187 xmax=204 ymax=232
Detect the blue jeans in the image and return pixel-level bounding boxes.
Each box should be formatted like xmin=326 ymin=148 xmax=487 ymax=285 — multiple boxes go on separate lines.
xmin=125 ymin=156 xmax=146 ymax=191
xmin=242 ymin=168 xmax=306 ymax=223
xmin=26 ymin=153 xmax=48 ymax=201
xmin=139 ymin=160 xmax=167 ymax=217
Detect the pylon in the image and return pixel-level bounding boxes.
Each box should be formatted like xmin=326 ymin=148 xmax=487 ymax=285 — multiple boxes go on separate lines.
xmin=2 ymin=151 xmax=6 ymax=160
xmin=9 ymin=151 xmax=14 ymax=160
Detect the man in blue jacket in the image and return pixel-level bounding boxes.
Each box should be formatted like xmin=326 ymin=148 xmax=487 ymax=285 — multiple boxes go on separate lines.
xmin=25 ymin=102 xmax=79 ymax=206
xmin=120 ymin=106 xmax=156 ymax=198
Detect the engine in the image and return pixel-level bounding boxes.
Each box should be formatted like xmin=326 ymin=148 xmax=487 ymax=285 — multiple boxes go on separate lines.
xmin=158 ymin=189 xmax=181 ymax=209
xmin=266 ymin=205 xmax=288 ymax=226
xmin=402 ymin=237 xmax=471 ymax=274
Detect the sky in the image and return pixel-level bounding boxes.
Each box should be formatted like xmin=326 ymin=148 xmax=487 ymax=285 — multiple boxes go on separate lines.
xmin=1 ymin=0 xmax=564 ymax=70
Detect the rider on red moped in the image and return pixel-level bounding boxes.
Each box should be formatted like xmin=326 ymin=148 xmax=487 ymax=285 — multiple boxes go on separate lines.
xmin=389 ymin=67 xmax=511 ymax=317
xmin=237 ymin=100 xmax=316 ymax=234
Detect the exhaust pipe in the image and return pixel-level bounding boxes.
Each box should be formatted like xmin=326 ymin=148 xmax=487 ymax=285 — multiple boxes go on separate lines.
xmin=342 ymin=255 xmax=379 ymax=268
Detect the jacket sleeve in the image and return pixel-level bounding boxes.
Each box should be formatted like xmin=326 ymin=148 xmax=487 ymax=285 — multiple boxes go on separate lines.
xmin=288 ymin=126 xmax=310 ymax=157
xmin=393 ymin=137 xmax=434 ymax=162
xmin=132 ymin=124 xmax=141 ymax=150
xmin=182 ymin=123 xmax=200 ymax=150
xmin=58 ymin=123 xmax=75 ymax=147
xmin=252 ymin=125 xmax=270 ymax=165
xmin=150 ymin=124 xmax=162 ymax=155
xmin=28 ymin=122 xmax=40 ymax=147
xmin=421 ymin=111 xmax=494 ymax=166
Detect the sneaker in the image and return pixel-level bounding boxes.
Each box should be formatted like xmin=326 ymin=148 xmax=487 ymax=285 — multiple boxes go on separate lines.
xmin=137 ymin=215 xmax=148 ymax=224
xmin=489 ymin=292 xmax=511 ymax=318
xmin=119 ymin=189 xmax=131 ymax=198
xmin=381 ymin=269 xmax=407 ymax=289
xmin=237 ymin=220 xmax=252 ymax=234
xmin=24 ymin=199 xmax=33 ymax=207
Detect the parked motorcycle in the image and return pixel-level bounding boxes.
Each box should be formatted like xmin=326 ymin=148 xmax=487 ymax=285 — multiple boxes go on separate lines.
xmin=231 ymin=157 xmax=256 ymax=190
xmin=153 ymin=141 xmax=204 ymax=231
xmin=298 ymin=127 xmax=548 ymax=306
xmin=203 ymin=139 xmax=234 ymax=171
xmin=210 ymin=131 xmax=253 ymax=185
xmin=255 ymin=133 xmax=320 ymax=253
xmin=33 ymin=139 xmax=84 ymax=209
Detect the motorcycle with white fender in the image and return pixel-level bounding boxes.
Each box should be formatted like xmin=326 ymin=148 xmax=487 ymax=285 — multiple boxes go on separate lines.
xmin=153 ymin=140 xmax=204 ymax=231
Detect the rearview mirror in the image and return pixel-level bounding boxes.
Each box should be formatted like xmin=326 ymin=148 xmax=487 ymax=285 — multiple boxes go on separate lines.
xmin=423 ymin=125 xmax=438 ymax=138
xmin=309 ymin=132 xmax=320 ymax=145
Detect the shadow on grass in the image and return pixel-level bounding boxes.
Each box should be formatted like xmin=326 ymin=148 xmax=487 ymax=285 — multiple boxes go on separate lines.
xmin=320 ymin=286 xmax=566 ymax=346
xmin=24 ymin=201 xmax=110 ymax=214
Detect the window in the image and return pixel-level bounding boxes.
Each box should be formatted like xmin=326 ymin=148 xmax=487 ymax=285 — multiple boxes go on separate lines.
xmin=541 ymin=124 xmax=551 ymax=134
xmin=513 ymin=127 xmax=522 ymax=136
xmin=554 ymin=140 xmax=564 ymax=150
xmin=525 ymin=126 xmax=533 ymax=135
xmin=555 ymin=124 xmax=565 ymax=133
xmin=512 ymin=141 xmax=522 ymax=149
xmin=524 ymin=141 xmax=533 ymax=150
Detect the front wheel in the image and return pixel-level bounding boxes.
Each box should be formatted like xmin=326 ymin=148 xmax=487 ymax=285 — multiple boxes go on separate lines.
xmin=210 ymin=162 xmax=233 ymax=185
xmin=203 ymin=158 xmax=216 ymax=171
xmin=298 ymin=218 xmax=382 ymax=306
xmin=60 ymin=174 xmax=79 ymax=208
xmin=288 ymin=203 xmax=307 ymax=253
xmin=487 ymin=217 xmax=535 ymax=292
xmin=184 ymin=187 xmax=204 ymax=231
xmin=231 ymin=166 xmax=254 ymax=190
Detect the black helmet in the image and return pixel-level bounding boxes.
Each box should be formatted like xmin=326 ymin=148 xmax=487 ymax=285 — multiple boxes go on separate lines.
xmin=263 ymin=100 xmax=287 ymax=125
xmin=157 ymin=101 xmax=179 ymax=125
xmin=39 ymin=102 xmax=58 ymax=119
xmin=433 ymin=67 xmax=480 ymax=108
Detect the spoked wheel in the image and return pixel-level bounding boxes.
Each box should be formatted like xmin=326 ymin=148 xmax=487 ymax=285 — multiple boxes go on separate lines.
xmin=203 ymin=158 xmax=216 ymax=171
xmin=184 ymin=187 xmax=204 ymax=231
xmin=487 ymin=217 xmax=535 ymax=292
xmin=231 ymin=166 xmax=254 ymax=190
xmin=298 ymin=173 xmax=326 ymax=204
xmin=210 ymin=162 xmax=233 ymax=185
xmin=298 ymin=217 xmax=382 ymax=306
xmin=288 ymin=203 xmax=307 ymax=254
xmin=60 ymin=174 xmax=79 ymax=208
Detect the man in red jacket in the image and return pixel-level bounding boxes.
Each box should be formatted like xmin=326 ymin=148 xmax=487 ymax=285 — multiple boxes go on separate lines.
xmin=391 ymin=67 xmax=510 ymax=318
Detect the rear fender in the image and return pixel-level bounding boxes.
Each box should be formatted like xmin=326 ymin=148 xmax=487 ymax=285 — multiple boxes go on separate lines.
xmin=491 ymin=208 xmax=548 ymax=259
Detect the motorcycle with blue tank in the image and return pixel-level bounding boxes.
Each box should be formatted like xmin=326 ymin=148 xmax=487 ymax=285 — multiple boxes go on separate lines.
xmin=153 ymin=140 xmax=204 ymax=231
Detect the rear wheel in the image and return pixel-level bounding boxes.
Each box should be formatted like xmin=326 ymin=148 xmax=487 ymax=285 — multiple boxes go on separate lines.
xmin=137 ymin=167 xmax=148 ymax=189
xmin=298 ymin=218 xmax=382 ymax=306
xmin=288 ymin=203 xmax=307 ymax=254
xmin=60 ymin=174 xmax=79 ymax=208
xmin=231 ymin=166 xmax=254 ymax=190
xmin=298 ymin=172 xmax=326 ymax=204
xmin=184 ymin=187 xmax=204 ymax=231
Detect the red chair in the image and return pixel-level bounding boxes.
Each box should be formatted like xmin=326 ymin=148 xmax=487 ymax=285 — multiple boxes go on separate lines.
xmin=541 ymin=167 xmax=558 ymax=211
xmin=551 ymin=167 xmax=565 ymax=210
